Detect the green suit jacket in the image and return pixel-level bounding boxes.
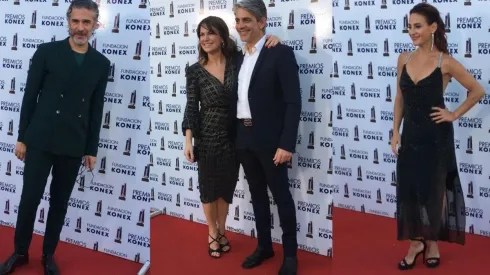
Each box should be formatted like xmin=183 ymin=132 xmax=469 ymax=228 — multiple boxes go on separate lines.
xmin=18 ymin=37 xmax=110 ymax=158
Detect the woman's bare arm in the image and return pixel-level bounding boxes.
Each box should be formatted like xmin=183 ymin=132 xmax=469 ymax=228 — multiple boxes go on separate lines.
xmin=393 ymin=52 xmax=408 ymax=133
xmin=445 ymin=56 xmax=485 ymax=119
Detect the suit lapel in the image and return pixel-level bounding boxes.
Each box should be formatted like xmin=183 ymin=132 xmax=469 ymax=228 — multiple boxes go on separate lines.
xmin=234 ymin=52 xmax=244 ymax=101
xmin=236 ymin=52 xmax=244 ymax=74
xmin=249 ymin=46 xmax=268 ymax=88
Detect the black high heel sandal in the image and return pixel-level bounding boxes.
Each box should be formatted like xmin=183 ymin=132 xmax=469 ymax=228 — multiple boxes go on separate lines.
xmin=424 ymin=241 xmax=440 ymax=268
xmin=208 ymin=234 xmax=222 ymax=258
xmin=218 ymin=233 xmax=231 ymax=253
xmin=425 ymin=257 xmax=440 ymax=268
xmin=425 ymin=244 xmax=440 ymax=269
xmin=398 ymin=239 xmax=427 ymax=270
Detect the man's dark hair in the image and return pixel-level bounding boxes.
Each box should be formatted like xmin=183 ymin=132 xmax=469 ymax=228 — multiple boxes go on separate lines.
xmin=66 ymin=0 xmax=100 ymax=21
xmin=234 ymin=0 xmax=268 ymax=32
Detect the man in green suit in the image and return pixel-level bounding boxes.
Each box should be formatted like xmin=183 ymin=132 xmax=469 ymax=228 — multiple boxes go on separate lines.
xmin=0 ymin=1 xmax=110 ymax=274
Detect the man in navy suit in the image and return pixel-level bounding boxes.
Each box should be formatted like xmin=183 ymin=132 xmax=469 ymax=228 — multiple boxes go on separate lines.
xmin=232 ymin=1 xmax=301 ymax=274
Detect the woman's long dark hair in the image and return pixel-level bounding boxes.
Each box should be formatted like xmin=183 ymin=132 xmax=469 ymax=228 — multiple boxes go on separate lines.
xmin=409 ymin=3 xmax=448 ymax=54
xmin=196 ymin=16 xmax=238 ymax=65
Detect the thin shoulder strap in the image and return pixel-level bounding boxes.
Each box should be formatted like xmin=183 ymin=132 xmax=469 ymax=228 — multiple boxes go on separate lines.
xmin=437 ymin=52 xmax=443 ymax=68
xmin=404 ymin=50 xmax=415 ymax=64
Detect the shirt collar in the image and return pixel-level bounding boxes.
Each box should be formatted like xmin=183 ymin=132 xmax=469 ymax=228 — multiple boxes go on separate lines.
xmin=243 ymin=35 xmax=266 ymax=55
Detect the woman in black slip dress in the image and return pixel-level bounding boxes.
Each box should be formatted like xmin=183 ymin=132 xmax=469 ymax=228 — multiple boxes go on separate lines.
xmin=391 ymin=3 xmax=485 ymax=271
xmin=182 ymin=16 xmax=282 ymax=259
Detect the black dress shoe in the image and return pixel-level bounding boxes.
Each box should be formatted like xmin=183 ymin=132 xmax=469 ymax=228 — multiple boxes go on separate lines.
xmin=0 ymin=253 xmax=29 ymax=275
xmin=42 ymin=255 xmax=59 ymax=275
xmin=241 ymin=247 xmax=274 ymax=269
xmin=279 ymin=257 xmax=298 ymax=275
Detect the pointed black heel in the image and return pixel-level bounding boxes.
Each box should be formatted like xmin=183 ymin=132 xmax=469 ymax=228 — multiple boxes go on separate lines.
xmin=398 ymin=239 xmax=427 ymax=270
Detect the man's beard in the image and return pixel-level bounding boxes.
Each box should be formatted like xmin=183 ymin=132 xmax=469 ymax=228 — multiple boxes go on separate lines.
xmin=70 ymin=29 xmax=92 ymax=45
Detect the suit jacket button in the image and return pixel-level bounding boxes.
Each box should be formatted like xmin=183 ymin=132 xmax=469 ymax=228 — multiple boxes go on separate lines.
xmin=60 ymin=94 xmax=63 ymax=98
xmin=56 ymin=110 xmax=60 ymax=114
xmin=78 ymin=114 xmax=82 ymax=118
xmin=82 ymin=98 xmax=85 ymax=102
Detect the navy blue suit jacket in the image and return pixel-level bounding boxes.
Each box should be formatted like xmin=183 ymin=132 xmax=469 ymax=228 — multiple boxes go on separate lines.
xmin=231 ymin=43 xmax=302 ymax=153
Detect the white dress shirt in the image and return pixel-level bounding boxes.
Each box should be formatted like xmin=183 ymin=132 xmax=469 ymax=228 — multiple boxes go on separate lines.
xmin=236 ymin=35 xmax=266 ymax=119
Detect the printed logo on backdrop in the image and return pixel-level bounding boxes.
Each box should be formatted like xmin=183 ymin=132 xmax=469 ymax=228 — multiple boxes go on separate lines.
xmin=476 ymin=40 xmax=490 ymax=56
xmin=177 ymin=43 xmax=197 ymax=57
xmin=20 ymin=34 xmax=45 ymax=51
xmin=111 ymin=13 xmax=150 ymax=33
xmin=299 ymin=62 xmax=324 ymax=75
xmin=0 ymin=36 xmax=6 ymax=48
xmin=376 ymin=0 xmax=416 ymax=9
xmin=105 ymin=0 xmax=148 ymax=8
xmin=9 ymin=10 xmax=66 ymax=29
xmin=104 ymin=89 xmax=125 ymax=105
xmin=0 ymin=100 xmax=20 ymax=113
xmin=2 ymin=52 xmax=23 ymax=70
xmin=3 ymin=198 xmax=19 ymax=219
xmin=4 ymin=13 xmax=25 ymax=25
xmin=323 ymin=38 xmax=342 ymax=54
xmin=150 ymin=5 xmax=165 ymax=17
xmin=285 ymin=35 xmax=318 ymax=54
xmin=165 ymin=60 xmax=180 ymax=74
xmin=283 ymin=11 xmax=316 ymax=29
xmin=267 ymin=14 xmax=284 ymax=29
xmin=456 ymin=15 xmax=482 ymax=30
xmin=476 ymin=91 xmax=490 ymax=106
xmin=334 ymin=17 xmax=360 ymax=33
xmin=346 ymin=38 xmax=380 ymax=55
xmin=102 ymin=42 xmax=130 ymax=57
xmin=199 ymin=0 xmax=228 ymax=13
xmin=168 ymin=0 xmax=196 ymax=18
xmin=182 ymin=159 xmax=198 ymax=172
xmin=142 ymin=95 xmax=153 ymax=112
xmin=342 ymin=0 xmax=376 ymax=10
xmin=156 ymin=22 xmax=179 ymax=37
xmin=465 ymin=67 xmax=483 ymax=81
xmin=78 ymin=174 xmax=116 ymax=198
xmin=120 ymin=66 xmax=147 ymax=82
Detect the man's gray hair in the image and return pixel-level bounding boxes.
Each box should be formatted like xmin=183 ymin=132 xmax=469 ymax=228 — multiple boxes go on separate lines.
xmin=66 ymin=0 xmax=100 ymax=21
xmin=234 ymin=0 xmax=268 ymax=32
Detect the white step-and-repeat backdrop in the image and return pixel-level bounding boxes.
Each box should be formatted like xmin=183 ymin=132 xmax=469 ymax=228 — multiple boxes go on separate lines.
xmin=150 ymin=0 xmax=334 ymax=256
xmin=331 ymin=1 xmax=490 ymax=237
xmin=0 ymin=0 xmax=151 ymax=263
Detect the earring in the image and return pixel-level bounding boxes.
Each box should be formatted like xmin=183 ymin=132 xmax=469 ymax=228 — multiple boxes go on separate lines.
xmin=431 ymin=33 xmax=434 ymax=51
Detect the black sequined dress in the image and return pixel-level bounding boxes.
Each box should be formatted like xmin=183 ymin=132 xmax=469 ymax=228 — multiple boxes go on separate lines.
xmin=396 ymin=52 xmax=465 ymax=244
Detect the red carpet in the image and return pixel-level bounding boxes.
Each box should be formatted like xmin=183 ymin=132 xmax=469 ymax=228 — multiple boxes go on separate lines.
xmin=333 ymin=207 xmax=490 ymax=274
xmin=151 ymin=214 xmax=332 ymax=274
xmin=0 ymin=225 xmax=142 ymax=275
